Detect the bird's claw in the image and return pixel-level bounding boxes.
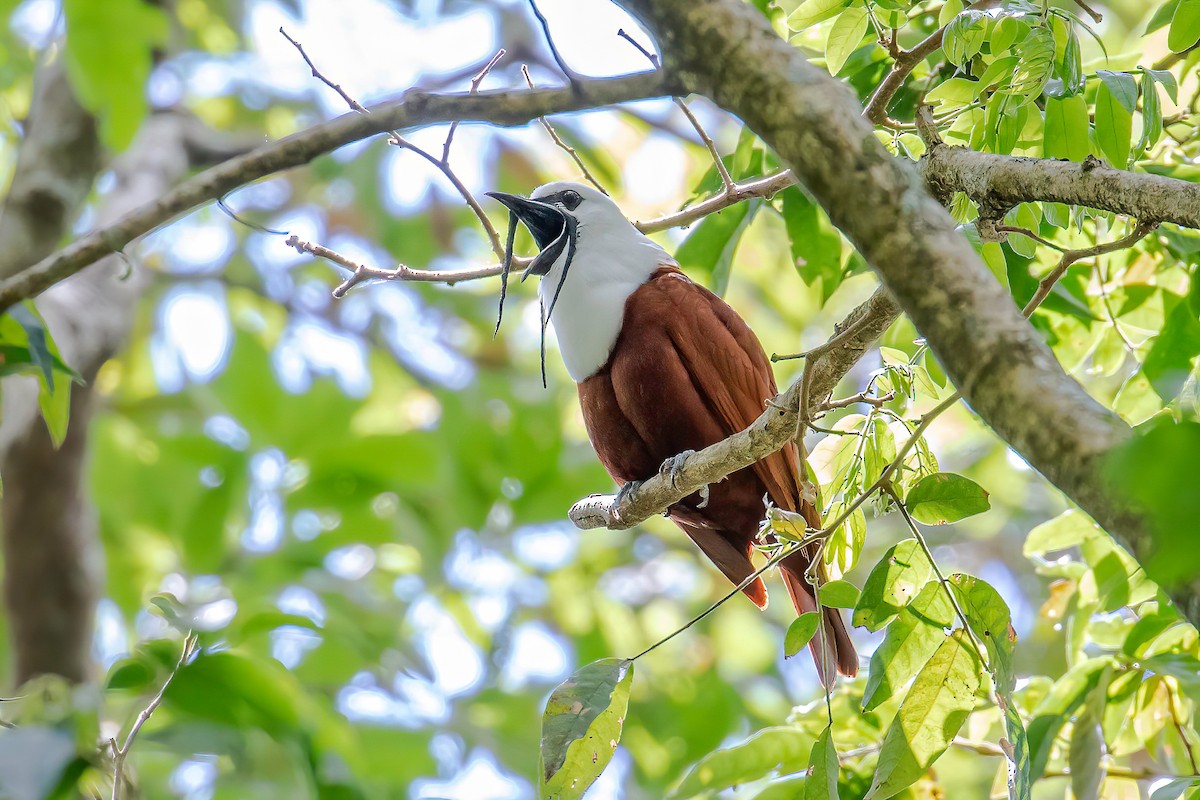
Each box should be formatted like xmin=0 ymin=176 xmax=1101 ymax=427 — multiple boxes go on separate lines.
xmin=658 ymin=450 xmax=696 ymax=490
xmin=614 ymin=479 xmax=644 ymax=508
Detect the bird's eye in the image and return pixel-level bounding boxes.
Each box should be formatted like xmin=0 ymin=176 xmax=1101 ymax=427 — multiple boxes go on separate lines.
xmin=560 ymin=190 xmax=582 ymax=211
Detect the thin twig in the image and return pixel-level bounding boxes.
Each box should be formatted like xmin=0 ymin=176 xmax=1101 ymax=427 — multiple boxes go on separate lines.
xmin=995 ymin=225 xmax=1066 ymax=252
xmin=817 ymin=389 xmax=895 ymax=411
xmin=1070 ymin=0 xmax=1103 ymax=23
xmin=674 ymin=99 xmax=735 ymax=193
xmin=389 ymin=138 xmax=505 ymax=259
xmin=527 ymin=0 xmax=577 ymax=84
xmin=862 ymin=0 xmax=1002 ymax=125
xmin=617 ymin=28 xmax=660 ymax=67
xmin=521 ymin=65 xmax=608 ymax=194
xmin=635 ymin=170 xmax=796 ymax=231
xmin=286 ymin=236 xmax=514 ymax=296
xmin=288 ymin=170 xmax=794 ymax=296
xmin=280 ymin=30 xmax=507 ymax=264
xmin=279 ymin=27 xmax=367 ymax=113
xmin=1021 ymin=220 xmax=1157 ymax=316
xmin=631 ymin=523 xmax=832 ymax=660
xmin=111 ymin=634 xmax=198 ymax=800
xmin=618 ymin=27 xmax=735 ymax=194
xmin=442 ymin=49 xmax=507 ymax=163
xmin=884 ymin=483 xmax=990 ymax=669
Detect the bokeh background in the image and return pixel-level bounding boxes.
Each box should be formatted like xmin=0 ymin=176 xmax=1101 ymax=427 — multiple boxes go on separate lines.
xmin=0 ymin=0 xmax=1185 ymax=797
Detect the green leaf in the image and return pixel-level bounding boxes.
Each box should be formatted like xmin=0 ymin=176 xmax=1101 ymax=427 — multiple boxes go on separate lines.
xmin=865 ymin=630 xmax=983 ymax=799
xmin=1024 ymin=509 xmax=1098 ymax=557
xmin=1097 ymin=71 xmax=1138 ymax=113
xmin=1140 ymin=69 xmax=1164 ymax=153
xmin=785 ymin=612 xmax=822 ymax=658
xmin=105 ymin=657 xmax=155 ymax=691
xmin=540 ymin=658 xmax=634 ymax=800
xmin=904 ymin=473 xmax=990 ymax=525
xmin=787 ymin=0 xmax=851 ymax=31
xmin=164 ymin=650 xmax=303 ymax=737
xmin=671 ymin=727 xmax=815 ymax=799
xmin=37 ymin=375 xmax=71 ymax=449
xmin=1043 ymin=95 xmax=1090 ymax=162
xmin=944 ymin=11 xmax=987 ymax=67
xmin=1152 ymin=778 xmax=1200 ymax=800
xmin=1169 ymin=0 xmax=1200 ymax=51
xmin=63 ymin=0 xmax=169 ymax=150
xmin=825 ymin=5 xmax=869 ymax=75
xmin=949 ymin=574 xmax=1016 ymax=692
xmin=1144 ymin=298 xmax=1200 ymax=400
xmin=1095 ymin=80 xmax=1133 ymax=168
xmin=804 ymin=726 xmax=839 ymax=800
xmin=675 ymin=200 xmax=760 ymax=296
xmin=1068 ymin=706 xmax=1104 ymax=800
xmin=853 ymin=539 xmax=933 ymax=631
xmin=947 ymin=574 xmax=1029 ymax=799
xmin=1027 ymin=657 xmax=1111 ymax=777
xmin=1108 ymin=419 xmax=1200 ymax=588
xmin=780 ymin=187 xmax=843 ymax=300
xmin=818 ymin=579 xmax=860 ymax=609
xmin=1002 ymin=701 xmax=1033 ymax=800
xmin=9 ymin=304 xmax=56 ymax=390
xmin=861 ymin=582 xmax=953 ymax=712
xmin=1150 ymin=68 xmax=1180 ymax=102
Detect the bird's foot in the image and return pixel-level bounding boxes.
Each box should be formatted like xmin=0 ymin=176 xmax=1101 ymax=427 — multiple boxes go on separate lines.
xmin=614 ymin=479 xmax=644 ymax=507
xmin=658 ymin=450 xmax=696 ymax=490
xmin=697 ymin=484 xmax=711 ymax=509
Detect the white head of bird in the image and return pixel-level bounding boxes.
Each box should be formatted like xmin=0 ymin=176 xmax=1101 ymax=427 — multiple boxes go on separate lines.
xmin=487 ymin=181 xmax=672 ymax=382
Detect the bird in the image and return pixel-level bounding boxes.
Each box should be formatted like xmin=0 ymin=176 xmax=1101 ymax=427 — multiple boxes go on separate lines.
xmin=486 ymin=181 xmax=857 ymax=682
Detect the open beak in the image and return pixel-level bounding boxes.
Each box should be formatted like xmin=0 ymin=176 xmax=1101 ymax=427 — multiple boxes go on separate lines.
xmin=485 ymin=192 xmax=569 ymax=277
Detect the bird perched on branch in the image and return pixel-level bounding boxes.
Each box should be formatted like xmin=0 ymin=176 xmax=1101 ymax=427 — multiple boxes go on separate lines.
xmin=487 ymin=181 xmax=857 ymax=683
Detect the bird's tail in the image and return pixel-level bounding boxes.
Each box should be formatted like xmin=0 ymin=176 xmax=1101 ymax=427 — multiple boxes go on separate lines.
xmin=779 ymin=551 xmax=858 ymax=686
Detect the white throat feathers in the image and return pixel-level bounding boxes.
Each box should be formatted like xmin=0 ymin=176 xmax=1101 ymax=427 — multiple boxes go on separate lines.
xmin=528 ymin=182 xmax=672 ymax=382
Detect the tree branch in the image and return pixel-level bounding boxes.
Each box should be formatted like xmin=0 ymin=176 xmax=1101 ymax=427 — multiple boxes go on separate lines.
xmin=920 ymin=145 xmax=1196 ymax=229
xmin=0 ymin=71 xmax=671 ymax=315
xmin=569 ymin=287 xmax=900 ymax=529
xmin=862 ymin=0 xmax=1000 ymax=125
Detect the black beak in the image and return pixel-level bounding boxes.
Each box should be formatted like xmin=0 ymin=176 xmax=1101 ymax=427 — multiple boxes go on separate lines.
xmin=485 ymin=192 xmax=568 ymax=277
xmin=486 ymin=189 xmax=582 ymax=390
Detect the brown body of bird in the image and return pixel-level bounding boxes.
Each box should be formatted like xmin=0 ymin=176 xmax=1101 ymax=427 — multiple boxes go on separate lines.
xmin=488 ymin=182 xmax=857 ymax=682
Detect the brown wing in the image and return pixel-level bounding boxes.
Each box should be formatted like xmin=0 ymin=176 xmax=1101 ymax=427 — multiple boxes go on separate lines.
xmin=619 ymin=269 xmax=857 ymax=680
xmin=647 ymin=269 xmax=816 ymax=525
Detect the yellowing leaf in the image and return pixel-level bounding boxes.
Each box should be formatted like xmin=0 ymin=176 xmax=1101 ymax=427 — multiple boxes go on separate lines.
xmin=540 ymin=658 xmax=634 ymax=800
xmin=865 ymin=631 xmax=983 ymax=799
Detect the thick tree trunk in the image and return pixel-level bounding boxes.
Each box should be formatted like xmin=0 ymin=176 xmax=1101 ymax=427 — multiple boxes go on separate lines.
xmin=0 ymin=58 xmax=219 ymax=682
xmin=0 ymin=60 xmax=102 ymax=684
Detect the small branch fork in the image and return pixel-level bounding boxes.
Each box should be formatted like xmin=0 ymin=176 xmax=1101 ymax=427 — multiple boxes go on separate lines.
xmin=110 ymin=633 xmax=198 ymax=800
xmin=520 ymin=65 xmax=608 ymax=194
xmin=861 ymin=0 xmax=1099 ymax=126
xmin=1020 ymin=220 xmax=1158 ymax=316
xmin=280 ymin=28 xmax=507 ymax=271
xmin=619 ymin=27 xmax=737 ymax=195
xmin=281 ymin=26 xmax=789 ymax=297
